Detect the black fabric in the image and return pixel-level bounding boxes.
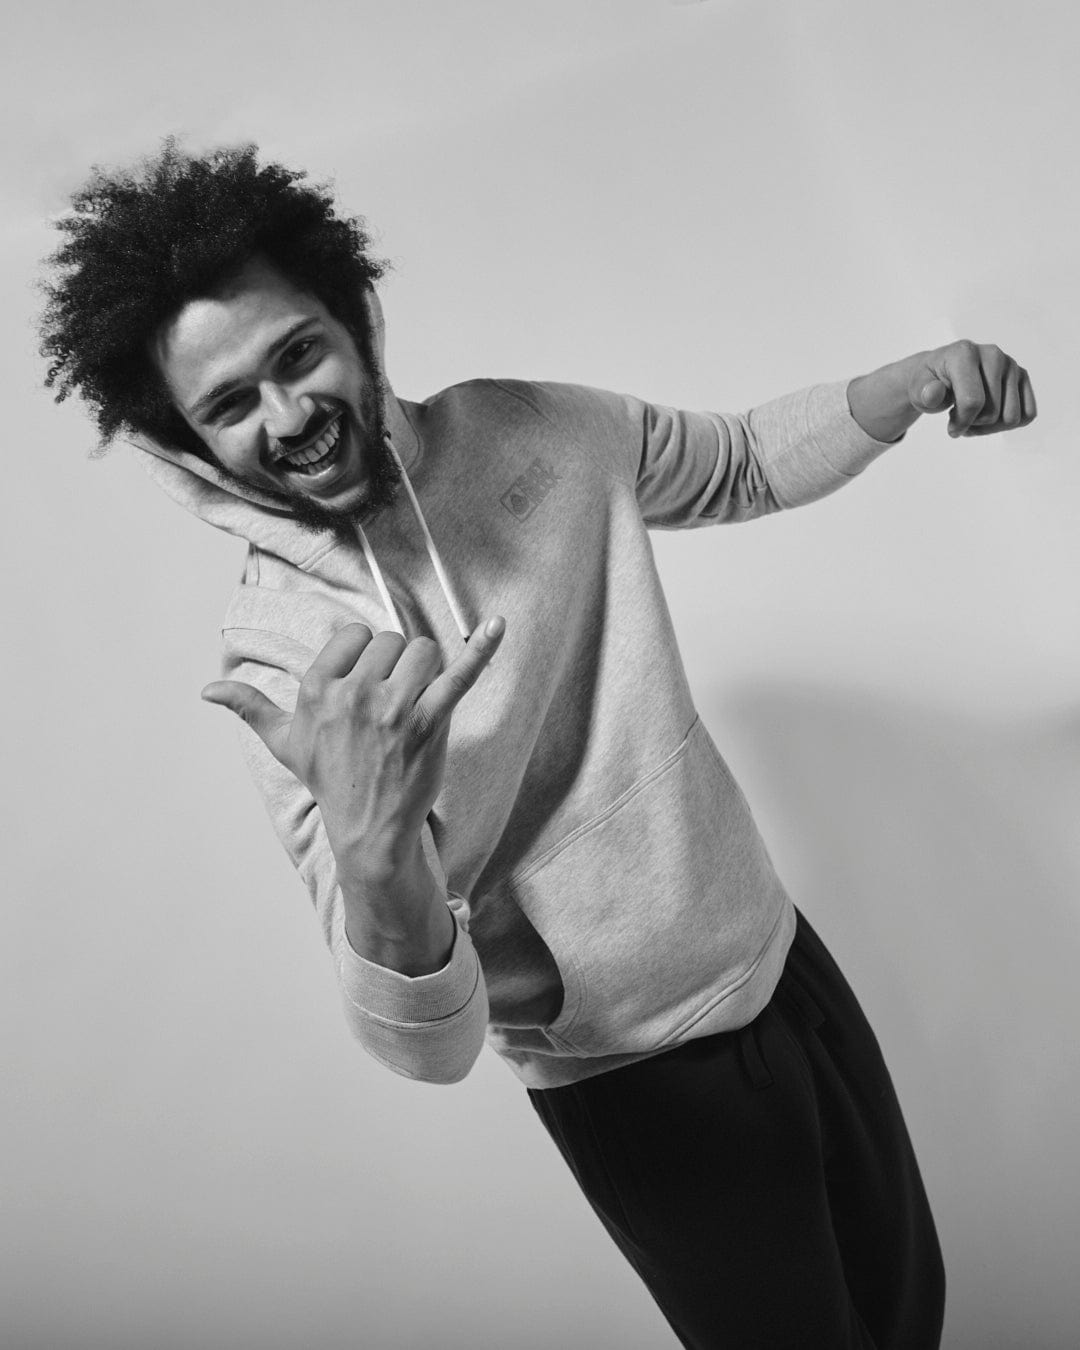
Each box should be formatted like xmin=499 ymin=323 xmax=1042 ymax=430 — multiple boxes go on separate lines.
xmin=527 ymin=908 xmax=945 ymax=1349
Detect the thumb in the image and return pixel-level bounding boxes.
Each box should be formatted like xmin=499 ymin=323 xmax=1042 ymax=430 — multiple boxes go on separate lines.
xmin=913 ymin=376 xmax=951 ymax=412
xmin=200 ymin=681 xmax=291 ymax=760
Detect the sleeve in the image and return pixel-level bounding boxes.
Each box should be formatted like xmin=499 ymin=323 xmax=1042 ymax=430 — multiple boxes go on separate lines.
xmin=512 ymin=378 xmax=904 ymax=529
xmin=220 ymin=632 xmax=490 ymax=1085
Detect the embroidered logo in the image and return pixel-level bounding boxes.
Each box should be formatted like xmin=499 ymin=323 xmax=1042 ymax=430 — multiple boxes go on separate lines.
xmin=500 ymin=458 xmax=562 ymax=522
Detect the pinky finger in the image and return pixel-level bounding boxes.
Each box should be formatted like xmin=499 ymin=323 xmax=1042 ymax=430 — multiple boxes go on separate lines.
xmin=1019 ymin=368 xmax=1038 ymax=425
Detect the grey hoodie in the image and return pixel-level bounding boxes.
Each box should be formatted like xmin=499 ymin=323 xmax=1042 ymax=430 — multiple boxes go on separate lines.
xmin=135 ymin=287 xmax=901 ymax=1089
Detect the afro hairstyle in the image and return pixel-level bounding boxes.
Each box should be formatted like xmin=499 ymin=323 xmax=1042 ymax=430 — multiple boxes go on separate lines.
xmin=38 ymin=137 xmax=390 ymax=460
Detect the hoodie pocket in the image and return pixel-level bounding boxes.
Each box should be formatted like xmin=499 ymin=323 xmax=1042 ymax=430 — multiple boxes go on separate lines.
xmin=500 ymin=715 xmax=792 ymax=1058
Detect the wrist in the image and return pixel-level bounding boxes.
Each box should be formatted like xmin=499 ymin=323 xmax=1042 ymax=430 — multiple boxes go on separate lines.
xmin=847 ymin=353 xmax=928 ymax=444
xmin=339 ymin=843 xmax=456 ymax=977
xmin=335 ymin=830 xmax=427 ymax=894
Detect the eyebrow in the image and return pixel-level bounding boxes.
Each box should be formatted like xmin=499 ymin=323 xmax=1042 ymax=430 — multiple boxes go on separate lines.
xmin=190 ymin=319 xmax=319 ymax=420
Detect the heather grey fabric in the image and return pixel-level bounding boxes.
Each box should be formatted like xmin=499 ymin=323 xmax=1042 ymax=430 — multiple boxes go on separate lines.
xmin=133 ymin=287 xmax=901 ymax=1088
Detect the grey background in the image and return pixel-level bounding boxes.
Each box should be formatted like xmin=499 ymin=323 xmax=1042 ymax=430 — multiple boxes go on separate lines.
xmin=4 ymin=1 xmax=1078 ymax=1346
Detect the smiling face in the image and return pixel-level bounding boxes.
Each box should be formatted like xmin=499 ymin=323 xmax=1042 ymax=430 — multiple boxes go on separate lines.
xmin=153 ymin=255 xmax=401 ymax=535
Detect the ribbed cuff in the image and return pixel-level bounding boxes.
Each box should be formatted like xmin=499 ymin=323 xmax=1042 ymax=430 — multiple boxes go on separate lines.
xmin=756 ymin=380 xmax=902 ymax=507
xmin=338 ymin=910 xmax=482 ymax=1025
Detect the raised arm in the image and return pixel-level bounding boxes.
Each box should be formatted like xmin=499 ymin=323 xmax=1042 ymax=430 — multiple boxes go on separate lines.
xmin=516 ymin=339 xmax=1036 ymax=532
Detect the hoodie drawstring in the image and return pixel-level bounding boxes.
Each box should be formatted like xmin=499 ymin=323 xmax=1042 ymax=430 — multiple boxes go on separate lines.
xmin=355 ymin=520 xmax=406 ymax=637
xmin=355 ymin=433 xmax=473 ymax=649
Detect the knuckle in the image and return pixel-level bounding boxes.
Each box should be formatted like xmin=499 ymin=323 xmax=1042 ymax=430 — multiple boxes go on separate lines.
xmin=336 ymin=682 xmax=362 ymax=715
xmin=373 ymin=630 xmax=407 ymax=659
xmin=329 ymin=621 xmax=372 ymax=650
xmin=411 ymin=635 xmax=441 ymax=660
xmin=373 ymin=707 xmax=401 ymax=732
xmin=446 ymin=668 xmax=472 ymax=697
xmin=374 ymin=695 xmax=407 ymax=729
xmin=409 ymin=704 xmax=435 ymax=740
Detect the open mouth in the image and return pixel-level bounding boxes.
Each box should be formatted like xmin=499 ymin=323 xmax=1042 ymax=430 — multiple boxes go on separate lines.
xmin=278 ymin=413 xmax=345 ymax=479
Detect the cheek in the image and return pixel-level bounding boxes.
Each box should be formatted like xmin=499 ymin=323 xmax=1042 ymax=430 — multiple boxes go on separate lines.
xmin=318 ymin=352 xmax=364 ymax=400
xmin=211 ymin=428 xmax=260 ymax=475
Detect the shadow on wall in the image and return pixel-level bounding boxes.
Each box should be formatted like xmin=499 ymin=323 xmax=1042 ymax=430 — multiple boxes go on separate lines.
xmin=710 ymin=681 xmax=1080 ymax=1350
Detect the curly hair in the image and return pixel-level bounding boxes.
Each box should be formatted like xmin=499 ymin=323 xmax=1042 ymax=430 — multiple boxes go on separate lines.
xmin=38 ymin=137 xmax=390 ymax=459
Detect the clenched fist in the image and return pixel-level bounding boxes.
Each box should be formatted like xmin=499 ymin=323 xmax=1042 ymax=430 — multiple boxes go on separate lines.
xmin=848 ymin=340 xmax=1038 ymax=445
xmin=906 ymin=340 xmax=1037 ymax=437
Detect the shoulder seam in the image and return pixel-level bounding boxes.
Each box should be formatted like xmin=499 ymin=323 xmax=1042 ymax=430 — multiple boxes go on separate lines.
xmin=487 ymin=379 xmax=624 ymax=489
xmin=486 ymin=378 xmax=556 ymax=427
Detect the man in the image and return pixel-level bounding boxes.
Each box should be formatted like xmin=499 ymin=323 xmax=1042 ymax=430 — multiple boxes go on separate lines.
xmin=40 ymin=139 xmax=1036 ymax=1349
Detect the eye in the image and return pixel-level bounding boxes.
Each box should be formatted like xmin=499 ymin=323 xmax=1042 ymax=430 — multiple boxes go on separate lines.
xmin=283 ymin=337 xmax=318 ymax=365
xmin=211 ymin=391 xmax=245 ymax=421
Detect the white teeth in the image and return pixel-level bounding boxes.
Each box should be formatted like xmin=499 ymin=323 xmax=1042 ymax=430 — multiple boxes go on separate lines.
xmin=281 ymin=415 xmax=341 ymax=468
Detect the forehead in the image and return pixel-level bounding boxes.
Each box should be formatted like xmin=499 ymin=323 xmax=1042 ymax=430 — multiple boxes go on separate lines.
xmin=154 ymin=257 xmax=331 ymax=407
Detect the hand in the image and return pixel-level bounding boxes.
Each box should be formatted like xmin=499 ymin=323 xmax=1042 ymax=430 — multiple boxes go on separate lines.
xmin=906 ymin=340 xmax=1037 ymax=438
xmin=200 ymin=616 xmax=505 ymax=877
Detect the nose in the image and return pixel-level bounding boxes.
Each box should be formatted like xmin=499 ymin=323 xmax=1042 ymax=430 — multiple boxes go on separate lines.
xmin=261 ymin=384 xmax=316 ymax=443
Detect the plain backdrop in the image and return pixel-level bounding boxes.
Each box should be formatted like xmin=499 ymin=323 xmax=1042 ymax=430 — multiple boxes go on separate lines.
xmin=4 ymin=2 xmax=1078 ymax=1347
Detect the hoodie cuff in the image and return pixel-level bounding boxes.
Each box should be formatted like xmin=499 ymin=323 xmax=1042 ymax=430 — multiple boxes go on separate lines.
xmin=755 ymin=379 xmax=903 ymax=508
xmin=338 ymin=908 xmax=482 ymax=1025
xmin=805 ymin=378 xmax=906 ymax=478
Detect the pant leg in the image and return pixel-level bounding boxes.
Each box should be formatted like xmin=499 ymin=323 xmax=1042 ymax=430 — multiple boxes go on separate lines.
xmin=774 ymin=908 xmax=947 ymax=1348
xmin=527 ymin=908 xmax=945 ymax=1350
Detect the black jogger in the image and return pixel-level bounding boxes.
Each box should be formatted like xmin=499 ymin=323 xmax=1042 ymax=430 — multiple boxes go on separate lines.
xmin=527 ymin=907 xmax=946 ymax=1349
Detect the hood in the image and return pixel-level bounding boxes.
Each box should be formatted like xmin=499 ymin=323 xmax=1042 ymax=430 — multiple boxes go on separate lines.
xmin=128 ymin=285 xmax=472 ymax=648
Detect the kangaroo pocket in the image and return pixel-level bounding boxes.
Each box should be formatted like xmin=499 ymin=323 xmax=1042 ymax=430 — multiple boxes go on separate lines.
xmin=498 ymin=715 xmax=794 ymax=1058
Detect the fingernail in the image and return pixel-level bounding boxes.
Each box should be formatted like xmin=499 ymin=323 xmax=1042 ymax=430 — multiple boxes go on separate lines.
xmin=485 ymin=617 xmax=505 ymax=639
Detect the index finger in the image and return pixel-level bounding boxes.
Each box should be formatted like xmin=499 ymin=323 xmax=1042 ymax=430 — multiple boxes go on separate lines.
xmin=412 ymin=617 xmax=505 ymax=731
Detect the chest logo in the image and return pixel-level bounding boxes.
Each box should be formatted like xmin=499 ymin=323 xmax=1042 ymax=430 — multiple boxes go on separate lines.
xmin=501 ymin=458 xmax=562 ymax=522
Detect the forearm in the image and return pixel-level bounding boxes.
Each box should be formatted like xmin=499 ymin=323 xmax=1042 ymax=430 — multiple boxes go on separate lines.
xmin=338 ymin=839 xmax=456 ymax=977
xmin=846 ymin=352 xmax=929 ymax=444
xmin=335 ymin=854 xmax=490 ymax=1083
